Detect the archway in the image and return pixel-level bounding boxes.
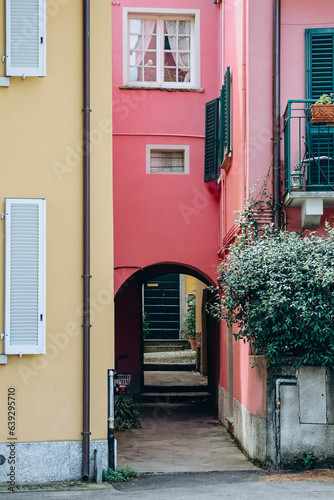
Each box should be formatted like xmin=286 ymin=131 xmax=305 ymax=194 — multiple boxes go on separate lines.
xmin=114 ymin=262 xmax=219 ymax=409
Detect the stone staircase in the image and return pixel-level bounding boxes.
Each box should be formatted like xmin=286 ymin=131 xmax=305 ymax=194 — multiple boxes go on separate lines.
xmin=144 ymin=340 xmax=190 ymax=353
xmin=135 ymin=367 xmax=210 ymax=405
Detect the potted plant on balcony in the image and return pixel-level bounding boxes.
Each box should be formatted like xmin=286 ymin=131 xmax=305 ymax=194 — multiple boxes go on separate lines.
xmin=310 ymin=93 xmax=334 ymax=123
xmin=185 ymin=293 xmax=196 ymax=350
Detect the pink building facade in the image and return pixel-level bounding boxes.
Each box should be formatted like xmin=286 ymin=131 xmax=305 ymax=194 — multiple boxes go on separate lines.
xmin=112 ymin=1 xmax=221 ymax=396
xmin=216 ymin=0 xmax=334 ymax=467
xmin=113 ymin=0 xmax=334 ymax=467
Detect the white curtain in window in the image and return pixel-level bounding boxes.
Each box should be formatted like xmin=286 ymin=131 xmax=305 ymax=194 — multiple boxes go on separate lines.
xmin=134 ymin=20 xmax=156 ymax=66
xmin=166 ymin=21 xmax=190 ymax=82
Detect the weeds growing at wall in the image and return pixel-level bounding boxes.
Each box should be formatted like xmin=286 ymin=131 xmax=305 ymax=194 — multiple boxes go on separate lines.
xmin=103 ymin=465 xmax=141 ymax=482
xmin=114 ymin=396 xmax=142 ymax=431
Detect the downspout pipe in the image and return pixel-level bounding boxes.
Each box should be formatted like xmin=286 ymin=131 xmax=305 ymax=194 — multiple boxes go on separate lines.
xmin=275 ymin=378 xmax=297 ymax=468
xmin=82 ymin=0 xmax=91 ymax=482
xmin=273 ymin=0 xmax=281 ymax=230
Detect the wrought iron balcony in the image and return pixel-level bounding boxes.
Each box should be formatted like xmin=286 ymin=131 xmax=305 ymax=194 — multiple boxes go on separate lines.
xmin=283 ymin=99 xmax=334 ymax=196
xmin=283 ymin=100 xmax=334 ymax=227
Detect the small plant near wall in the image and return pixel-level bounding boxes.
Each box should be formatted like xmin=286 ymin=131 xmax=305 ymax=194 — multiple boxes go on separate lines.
xmin=114 ymin=396 xmax=142 ymax=431
xmin=208 ymin=192 xmax=334 ymax=367
xmin=185 ymin=293 xmax=196 ymax=336
xmin=185 ymin=293 xmax=196 ymax=349
xmin=103 ymin=465 xmax=141 ymax=483
xmin=142 ymin=312 xmax=150 ymax=339
xmin=303 ymin=454 xmax=316 ymax=470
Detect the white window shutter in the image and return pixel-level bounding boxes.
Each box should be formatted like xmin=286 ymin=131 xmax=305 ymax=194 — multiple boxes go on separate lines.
xmin=5 ymin=0 xmax=46 ymax=77
xmin=4 ymin=199 xmax=46 ymax=355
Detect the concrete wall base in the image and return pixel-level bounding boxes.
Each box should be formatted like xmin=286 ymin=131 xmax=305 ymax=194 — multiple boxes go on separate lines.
xmin=0 ymin=440 xmax=107 ymax=483
xmin=220 ymin=364 xmax=334 ymax=469
xmin=218 ymin=385 xmax=266 ymax=464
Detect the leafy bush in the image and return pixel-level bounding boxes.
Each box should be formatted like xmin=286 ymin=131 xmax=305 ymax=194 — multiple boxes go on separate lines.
xmin=103 ymin=465 xmax=140 ymax=482
xmin=209 ymin=216 xmax=334 ymax=366
xmin=114 ymin=396 xmax=142 ymax=431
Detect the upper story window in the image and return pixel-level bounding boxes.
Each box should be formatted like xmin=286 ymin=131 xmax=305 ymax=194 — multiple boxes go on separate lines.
xmin=123 ymin=8 xmax=200 ymax=89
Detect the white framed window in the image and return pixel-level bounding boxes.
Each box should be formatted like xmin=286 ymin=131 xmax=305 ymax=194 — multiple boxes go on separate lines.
xmin=4 ymin=199 xmax=46 ymax=355
xmin=123 ymin=8 xmax=200 ymax=89
xmin=146 ymin=145 xmax=190 ymax=174
xmin=5 ymin=0 xmax=47 ymax=77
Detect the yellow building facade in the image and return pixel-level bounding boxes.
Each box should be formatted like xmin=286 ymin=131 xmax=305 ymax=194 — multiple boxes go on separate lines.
xmin=0 ymin=0 xmax=113 ymax=482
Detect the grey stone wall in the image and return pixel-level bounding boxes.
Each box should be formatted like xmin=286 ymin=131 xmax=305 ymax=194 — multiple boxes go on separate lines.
xmin=220 ymin=362 xmax=334 ymax=468
xmin=0 ymin=440 xmax=107 ymax=484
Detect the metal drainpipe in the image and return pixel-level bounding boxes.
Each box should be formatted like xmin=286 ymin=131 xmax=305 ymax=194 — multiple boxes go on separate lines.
xmin=275 ymin=378 xmax=297 ymax=468
xmin=82 ymin=0 xmax=91 ymax=483
xmin=273 ymin=0 xmax=281 ymax=230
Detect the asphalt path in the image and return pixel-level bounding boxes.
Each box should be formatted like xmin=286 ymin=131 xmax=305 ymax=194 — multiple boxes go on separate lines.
xmin=1 ymin=472 xmax=334 ymax=500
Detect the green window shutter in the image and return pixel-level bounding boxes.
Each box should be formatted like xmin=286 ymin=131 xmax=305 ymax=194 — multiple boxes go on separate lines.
xmin=306 ymin=29 xmax=334 ymax=160
xmin=224 ymin=67 xmax=231 ymax=156
xmin=219 ymin=85 xmax=225 ymax=164
xmin=204 ymin=98 xmax=219 ymax=182
xmin=306 ymin=29 xmax=334 ymax=100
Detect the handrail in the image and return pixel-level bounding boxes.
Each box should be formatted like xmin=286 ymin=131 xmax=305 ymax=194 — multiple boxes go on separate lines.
xmin=283 ymin=100 xmax=334 ymax=194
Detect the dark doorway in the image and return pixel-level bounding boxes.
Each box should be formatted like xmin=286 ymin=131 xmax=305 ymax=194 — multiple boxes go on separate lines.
xmin=144 ymin=273 xmax=180 ymax=340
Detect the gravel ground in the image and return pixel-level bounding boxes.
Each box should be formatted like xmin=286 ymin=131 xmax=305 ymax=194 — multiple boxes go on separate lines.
xmin=144 ymin=350 xmax=196 ymax=364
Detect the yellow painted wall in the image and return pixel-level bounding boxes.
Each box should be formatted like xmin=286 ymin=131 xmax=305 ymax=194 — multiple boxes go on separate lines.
xmin=0 ymin=1 xmax=113 ymax=443
xmin=195 ymin=279 xmax=206 ymax=333
xmin=185 ymin=275 xmax=196 ymax=295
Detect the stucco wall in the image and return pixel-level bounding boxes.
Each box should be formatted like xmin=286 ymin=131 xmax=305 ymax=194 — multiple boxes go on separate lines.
xmin=112 ymin=0 xmax=221 ymax=293
xmin=0 ymin=0 xmax=113 ymax=448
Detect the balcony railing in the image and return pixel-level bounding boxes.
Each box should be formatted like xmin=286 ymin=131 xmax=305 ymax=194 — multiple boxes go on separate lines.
xmin=283 ymin=100 xmax=334 ymax=194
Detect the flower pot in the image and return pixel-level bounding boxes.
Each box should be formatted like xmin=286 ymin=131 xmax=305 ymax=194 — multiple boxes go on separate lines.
xmin=188 ymin=336 xmax=196 ymax=351
xmin=310 ymin=104 xmax=334 ymax=124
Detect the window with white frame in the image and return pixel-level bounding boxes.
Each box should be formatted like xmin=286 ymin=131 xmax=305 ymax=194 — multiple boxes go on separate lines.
xmin=123 ymin=8 xmax=200 ymax=89
xmin=146 ymin=145 xmax=190 ymax=174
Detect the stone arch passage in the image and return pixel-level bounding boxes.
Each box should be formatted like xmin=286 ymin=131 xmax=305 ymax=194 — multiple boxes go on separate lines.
xmin=114 ymin=262 xmax=219 ymax=409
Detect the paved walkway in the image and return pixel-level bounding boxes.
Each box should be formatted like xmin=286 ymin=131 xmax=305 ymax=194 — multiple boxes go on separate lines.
xmin=144 ymin=370 xmax=208 ymax=387
xmin=115 ymin=401 xmax=255 ymax=473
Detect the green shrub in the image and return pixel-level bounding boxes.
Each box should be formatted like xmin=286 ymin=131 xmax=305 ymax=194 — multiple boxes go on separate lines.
xmin=114 ymin=396 xmax=142 ymax=431
xmin=185 ymin=293 xmax=196 ymax=337
xmin=102 ymin=465 xmax=140 ymax=482
xmin=209 ymin=205 xmax=334 ymax=366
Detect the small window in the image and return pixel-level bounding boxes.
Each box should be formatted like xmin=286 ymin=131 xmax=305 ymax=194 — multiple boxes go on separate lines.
xmin=146 ymin=145 xmax=189 ymax=174
xmin=123 ymin=8 xmax=200 ymax=89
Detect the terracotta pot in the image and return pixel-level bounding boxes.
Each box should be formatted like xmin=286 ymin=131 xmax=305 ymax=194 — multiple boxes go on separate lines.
xmin=310 ymin=104 xmax=334 ymax=124
xmin=189 ymin=336 xmax=196 ymax=351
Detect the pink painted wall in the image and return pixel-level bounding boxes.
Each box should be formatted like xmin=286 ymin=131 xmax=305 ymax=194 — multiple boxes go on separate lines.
xmin=113 ymin=0 xmax=221 ymax=291
xmin=219 ymin=0 xmax=334 ymax=417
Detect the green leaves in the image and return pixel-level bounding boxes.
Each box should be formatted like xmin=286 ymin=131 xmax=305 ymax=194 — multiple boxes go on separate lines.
xmin=114 ymin=396 xmax=142 ymax=431
xmin=212 ymin=224 xmax=334 ymax=366
xmin=102 ymin=465 xmax=141 ymax=482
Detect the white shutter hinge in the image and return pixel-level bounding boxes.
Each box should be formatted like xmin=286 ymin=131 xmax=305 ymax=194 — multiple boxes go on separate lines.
xmin=0 ymin=333 xmax=3 ymax=340
xmin=1 ymin=212 xmax=5 ymax=219
xmin=1 ymin=56 xmax=4 ymax=63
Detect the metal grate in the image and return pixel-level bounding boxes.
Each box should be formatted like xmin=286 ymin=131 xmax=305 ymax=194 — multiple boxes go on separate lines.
xmin=150 ymin=150 xmax=184 ymax=173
